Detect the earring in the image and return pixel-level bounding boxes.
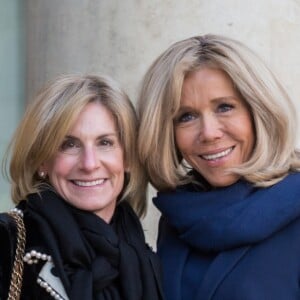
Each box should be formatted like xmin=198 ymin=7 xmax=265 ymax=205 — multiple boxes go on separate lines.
xmin=39 ymin=171 xmax=46 ymax=179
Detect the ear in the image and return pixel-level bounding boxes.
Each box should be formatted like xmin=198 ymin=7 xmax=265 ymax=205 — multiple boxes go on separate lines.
xmin=38 ymin=164 xmax=48 ymax=179
xmin=124 ymin=163 xmax=130 ymax=173
xmin=123 ymin=159 xmax=130 ymax=173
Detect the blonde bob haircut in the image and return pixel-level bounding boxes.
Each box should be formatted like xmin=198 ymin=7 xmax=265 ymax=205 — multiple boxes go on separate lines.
xmin=4 ymin=74 xmax=147 ymax=217
xmin=138 ymin=34 xmax=300 ymax=191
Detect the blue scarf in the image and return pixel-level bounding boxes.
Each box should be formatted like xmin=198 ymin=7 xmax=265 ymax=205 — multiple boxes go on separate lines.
xmin=154 ymin=172 xmax=300 ymax=300
xmin=154 ymin=172 xmax=300 ymax=252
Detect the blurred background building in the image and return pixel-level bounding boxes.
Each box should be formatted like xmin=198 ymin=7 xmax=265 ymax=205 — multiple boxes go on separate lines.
xmin=1 ymin=0 xmax=300 ymax=245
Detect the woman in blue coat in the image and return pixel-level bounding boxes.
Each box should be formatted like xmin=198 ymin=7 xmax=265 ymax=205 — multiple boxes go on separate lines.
xmin=137 ymin=34 xmax=300 ymax=299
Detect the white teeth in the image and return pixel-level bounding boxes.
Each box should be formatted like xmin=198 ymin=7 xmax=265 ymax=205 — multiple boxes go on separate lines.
xmin=201 ymin=147 xmax=233 ymax=161
xmin=73 ymin=179 xmax=104 ymax=187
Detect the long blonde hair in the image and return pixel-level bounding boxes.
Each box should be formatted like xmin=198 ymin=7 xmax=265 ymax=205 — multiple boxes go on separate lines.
xmin=138 ymin=34 xmax=300 ymax=191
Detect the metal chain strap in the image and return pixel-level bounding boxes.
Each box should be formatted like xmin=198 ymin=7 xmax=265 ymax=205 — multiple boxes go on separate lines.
xmin=7 ymin=211 xmax=26 ymax=300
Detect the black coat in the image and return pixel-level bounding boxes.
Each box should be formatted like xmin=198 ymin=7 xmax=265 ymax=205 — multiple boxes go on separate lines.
xmin=0 ymin=197 xmax=164 ymax=300
xmin=0 ymin=213 xmax=19 ymax=299
xmin=0 ymin=211 xmax=63 ymax=299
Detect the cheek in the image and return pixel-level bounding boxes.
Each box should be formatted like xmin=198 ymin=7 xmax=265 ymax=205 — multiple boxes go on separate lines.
xmin=175 ymin=128 xmax=194 ymax=154
xmin=104 ymin=151 xmax=125 ymax=173
xmin=228 ymin=113 xmax=255 ymax=158
xmin=45 ymin=155 xmax=77 ymax=180
xmin=240 ymin=115 xmax=255 ymax=147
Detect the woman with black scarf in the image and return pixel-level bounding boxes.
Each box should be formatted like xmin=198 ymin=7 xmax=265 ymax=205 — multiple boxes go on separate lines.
xmin=0 ymin=74 xmax=163 ymax=300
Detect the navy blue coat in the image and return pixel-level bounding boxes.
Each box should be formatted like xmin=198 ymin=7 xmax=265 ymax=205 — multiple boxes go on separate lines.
xmin=154 ymin=173 xmax=300 ymax=300
xmin=158 ymin=216 xmax=300 ymax=300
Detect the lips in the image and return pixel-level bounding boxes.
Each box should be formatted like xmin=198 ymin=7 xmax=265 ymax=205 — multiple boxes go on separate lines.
xmin=72 ymin=179 xmax=105 ymax=187
xmin=200 ymin=146 xmax=234 ymax=161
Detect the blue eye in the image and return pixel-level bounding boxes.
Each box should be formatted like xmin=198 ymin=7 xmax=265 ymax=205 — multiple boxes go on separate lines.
xmin=176 ymin=112 xmax=197 ymax=123
xmin=217 ymin=103 xmax=234 ymax=113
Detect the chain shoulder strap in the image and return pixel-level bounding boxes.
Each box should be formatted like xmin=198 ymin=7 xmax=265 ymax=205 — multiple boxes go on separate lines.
xmin=7 ymin=211 xmax=26 ymax=300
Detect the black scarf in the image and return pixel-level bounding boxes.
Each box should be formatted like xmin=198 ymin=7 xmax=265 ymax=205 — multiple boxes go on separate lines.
xmin=25 ymin=190 xmax=163 ymax=300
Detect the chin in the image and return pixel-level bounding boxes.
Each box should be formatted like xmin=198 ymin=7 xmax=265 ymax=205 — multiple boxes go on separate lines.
xmin=207 ymin=174 xmax=240 ymax=188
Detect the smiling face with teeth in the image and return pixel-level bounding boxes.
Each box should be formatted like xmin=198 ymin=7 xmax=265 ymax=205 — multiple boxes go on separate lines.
xmin=174 ymin=67 xmax=255 ymax=187
xmin=40 ymin=102 xmax=125 ymax=222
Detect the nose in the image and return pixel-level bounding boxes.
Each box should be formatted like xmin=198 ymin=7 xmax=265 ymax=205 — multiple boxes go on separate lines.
xmin=79 ymin=146 xmax=100 ymax=171
xmin=199 ymin=114 xmax=223 ymax=142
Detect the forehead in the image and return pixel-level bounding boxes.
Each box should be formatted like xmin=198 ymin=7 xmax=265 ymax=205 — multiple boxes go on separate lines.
xmin=68 ymin=102 xmax=118 ymax=136
xmin=181 ymin=68 xmax=239 ymax=103
xmin=184 ymin=67 xmax=234 ymax=89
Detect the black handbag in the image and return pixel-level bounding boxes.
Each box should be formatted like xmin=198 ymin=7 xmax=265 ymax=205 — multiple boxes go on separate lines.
xmin=0 ymin=211 xmax=26 ymax=300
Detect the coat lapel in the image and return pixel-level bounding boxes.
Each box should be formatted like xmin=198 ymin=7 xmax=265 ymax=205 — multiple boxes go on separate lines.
xmin=196 ymin=246 xmax=250 ymax=299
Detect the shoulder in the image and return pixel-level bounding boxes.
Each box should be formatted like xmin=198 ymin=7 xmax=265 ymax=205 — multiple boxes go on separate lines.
xmin=0 ymin=212 xmax=17 ymax=254
xmin=0 ymin=212 xmax=19 ymax=260
xmin=0 ymin=212 xmax=19 ymax=299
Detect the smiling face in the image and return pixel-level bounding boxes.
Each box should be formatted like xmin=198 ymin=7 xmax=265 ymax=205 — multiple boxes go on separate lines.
xmin=174 ymin=67 xmax=255 ymax=187
xmin=40 ymin=102 xmax=125 ymax=222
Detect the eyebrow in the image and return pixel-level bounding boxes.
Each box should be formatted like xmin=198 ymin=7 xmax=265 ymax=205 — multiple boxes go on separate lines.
xmin=179 ymin=95 xmax=238 ymax=107
xmin=211 ymin=96 xmax=238 ymax=102
xmin=96 ymin=133 xmax=119 ymax=139
xmin=64 ymin=133 xmax=119 ymax=140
